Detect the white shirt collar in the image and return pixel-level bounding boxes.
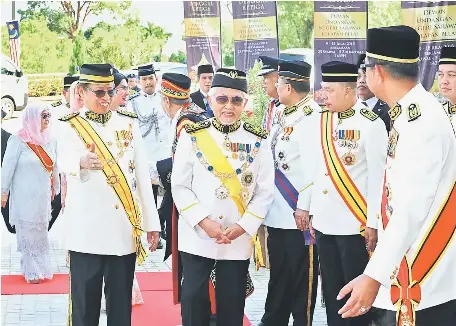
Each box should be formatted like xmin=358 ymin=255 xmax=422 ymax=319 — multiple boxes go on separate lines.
xmin=358 ymin=96 xmax=378 ymax=109
xmin=200 ymin=89 xmax=208 ymax=98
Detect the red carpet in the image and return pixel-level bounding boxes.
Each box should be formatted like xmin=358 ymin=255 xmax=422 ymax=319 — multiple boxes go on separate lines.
xmin=1 ymin=272 xmax=172 ymax=295
xmin=1 ymin=272 xmax=251 ymax=325
xmin=132 ymin=291 xmax=251 ymax=326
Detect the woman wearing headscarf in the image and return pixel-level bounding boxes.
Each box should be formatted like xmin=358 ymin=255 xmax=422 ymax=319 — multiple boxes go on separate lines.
xmin=1 ymin=103 xmax=59 ymax=284
xmin=110 ymin=71 xmax=130 ymax=111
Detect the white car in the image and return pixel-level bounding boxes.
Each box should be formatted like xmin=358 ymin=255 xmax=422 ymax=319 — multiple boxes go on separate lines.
xmin=1 ymin=54 xmax=28 ymax=120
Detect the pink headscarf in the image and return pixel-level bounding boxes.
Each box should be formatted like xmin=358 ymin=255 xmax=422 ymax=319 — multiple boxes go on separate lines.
xmin=16 ymin=102 xmax=51 ymax=146
xmin=69 ymin=80 xmax=83 ymax=110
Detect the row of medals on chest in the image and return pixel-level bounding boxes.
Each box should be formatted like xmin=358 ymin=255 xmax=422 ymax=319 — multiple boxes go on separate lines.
xmin=98 ymin=122 xmax=138 ymax=191
xmin=191 ymin=133 xmax=261 ymax=201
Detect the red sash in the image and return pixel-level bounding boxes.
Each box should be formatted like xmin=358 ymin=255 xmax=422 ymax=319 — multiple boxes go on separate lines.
xmin=27 ymin=143 xmax=55 ymax=198
xmin=381 ymin=174 xmax=456 ymax=325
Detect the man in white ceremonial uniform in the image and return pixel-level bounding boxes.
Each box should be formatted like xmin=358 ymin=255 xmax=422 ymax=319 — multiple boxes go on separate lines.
xmin=311 ymin=61 xmax=387 ymax=326
xmin=438 ymin=46 xmax=456 ymax=131
xmin=57 ymin=64 xmax=161 ymax=326
xmin=127 ymin=63 xmax=171 ymax=247
xmin=356 ymin=54 xmax=391 ymax=133
xmin=338 ymin=26 xmax=456 ymax=326
xmin=172 ymin=68 xmax=274 ymax=326
xmin=258 ymin=55 xmax=286 ymax=135
xmin=259 ymin=60 xmax=321 ymax=326
xmin=50 ymin=75 xmax=80 ymax=122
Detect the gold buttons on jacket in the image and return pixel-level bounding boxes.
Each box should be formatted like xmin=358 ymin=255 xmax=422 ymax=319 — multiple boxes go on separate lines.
xmin=218 ymin=216 xmax=223 ymax=220
xmin=115 ymin=204 xmax=119 ymax=209
xmin=107 ymin=141 xmax=113 ymax=146
xmin=323 ymin=190 xmax=328 ymax=194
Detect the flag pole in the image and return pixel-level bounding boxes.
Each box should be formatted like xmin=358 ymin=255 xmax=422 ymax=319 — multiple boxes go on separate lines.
xmin=12 ymin=1 xmax=16 ymax=20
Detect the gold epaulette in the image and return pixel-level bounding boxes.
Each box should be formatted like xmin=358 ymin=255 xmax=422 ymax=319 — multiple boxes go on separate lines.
xmin=360 ymin=108 xmax=379 ymax=121
xmin=51 ymin=100 xmax=63 ymax=107
xmin=128 ymin=92 xmax=140 ymax=101
xmin=302 ymin=105 xmax=313 ymax=116
xmin=407 ymin=103 xmax=421 ymax=122
xmin=184 ymin=120 xmax=211 ymax=134
xmin=58 ymin=111 xmax=80 ymax=121
xmin=117 ymin=110 xmax=138 ymax=118
xmin=243 ymin=122 xmax=268 ymax=139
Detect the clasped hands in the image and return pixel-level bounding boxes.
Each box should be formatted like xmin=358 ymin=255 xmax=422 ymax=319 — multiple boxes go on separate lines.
xmin=198 ymin=217 xmax=245 ymax=244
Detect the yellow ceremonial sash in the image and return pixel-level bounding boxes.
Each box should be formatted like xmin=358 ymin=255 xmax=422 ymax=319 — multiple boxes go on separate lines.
xmin=321 ymin=111 xmax=367 ymax=235
xmin=192 ymin=129 xmax=264 ymax=268
xmin=66 ymin=116 xmax=147 ymax=264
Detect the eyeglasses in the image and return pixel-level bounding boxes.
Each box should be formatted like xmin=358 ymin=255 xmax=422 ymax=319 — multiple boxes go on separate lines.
xmin=116 ymin=85 xmax=129 ymax=92
xmin=87 ymin=87 xmax=117 ymax=98
xmin=41 ymin=112 xmax=51 ymax=119
xmin=215 ymin=95 xmax=244 ymax=107
xmin=275 ymin=81 xmax=289 ymax=89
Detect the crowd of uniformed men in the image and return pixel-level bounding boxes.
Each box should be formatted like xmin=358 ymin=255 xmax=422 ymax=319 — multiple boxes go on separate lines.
xmin=8 ymin=24 xmax=456 ymax=326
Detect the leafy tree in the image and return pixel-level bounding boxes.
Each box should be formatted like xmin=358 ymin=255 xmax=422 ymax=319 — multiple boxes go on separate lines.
xmin=222 ymin=22 xmax=235 ymax=67
xmin=68 ymin=31 xmax=86 ymax=74
xmin=2 ymin=19 xmax=73 ymax=73
xmin=277 ymin=1 xmax=314 ymax=50
xmin=169 ymin=51 xmax=187 ymax=64
xmin=18 ymin=1 xmax=131 ymax=41
xmin=368 ymin=1 xmax=402 ymax=28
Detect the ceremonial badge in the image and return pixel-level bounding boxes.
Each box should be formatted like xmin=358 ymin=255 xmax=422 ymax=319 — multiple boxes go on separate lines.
xmin=386 ymin=183 xmax=392 ymax=201
xmin=240 ymin=187 xmax=250 ymax=201
xmin=129 ymin=160 xmax=135 ymax=173
xmin=407 ymin=103 xmax=421 ymax=122
xmin=387 ymin=128 xmax=399 ymax=158
xmin=117 ymin=129 xmax=133 ymax=147
xmin=342 ymin=152 xmax=356 ymax=166
xmin=281 ymin=163 xmax=289 ymax=171
xmin=241 ymin=171 xmax=254 ymax=187
xmin=281 ymin=127 xmax=293 ymax=141
xmin=215 ymin=185 xmax=230 ymax=200
xmin=107 ymin=174 xmax=120 ymax=186
xmin=223 ymin=135 xmax=232 ymax=151
xmin=278 ymin=151 xmax=285 ymax=160
xmin=389 ymin=104 xmax=402 ymax=121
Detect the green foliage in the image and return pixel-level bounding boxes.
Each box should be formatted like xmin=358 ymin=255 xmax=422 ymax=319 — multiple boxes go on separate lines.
xmin=69 ymin=31 xmax=86 ymax=74
xmin=18 ymin=1 xmax=132 ymax=40
xmin=368 ymin=1 xmax=402 ymax=28
xmin=241 ymin=61 xmax=269 ymax=127
xmin=28 ymin=75 xmax=64 ymax=97
xmin=222 ymin=22 xmax=235 ymax=67
xmin=169 ymin=51 xmax=187 ymax=64
xmin=2 ymin=19 xmax=73 ymax=74
xmin=277 ymin=1 xmax=314 ymax=50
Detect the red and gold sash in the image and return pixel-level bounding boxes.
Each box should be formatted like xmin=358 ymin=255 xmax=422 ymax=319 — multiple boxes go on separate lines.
xmin=66 ymin=116 xmax=147 ymax=264
xmin=27 ymin=143 xmax=54 ymax=198
xmin=321 ymin=111 xmax=367 ymax=235
xmin=381 ymin=175 xmax=456 ymax=325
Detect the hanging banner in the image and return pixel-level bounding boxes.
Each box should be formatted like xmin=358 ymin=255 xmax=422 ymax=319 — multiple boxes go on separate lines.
xmin=232 ymin=1 xmax=279 ymax=72
xmin=184 ymin=1 xmax=222 ymax=81
xmin=6 ymin=20 xmax=21 ymax=67
xmin=313 ymin=1 xmax=368 ymax=104
xmin=402 ymin=1 xmax=456 ymax=92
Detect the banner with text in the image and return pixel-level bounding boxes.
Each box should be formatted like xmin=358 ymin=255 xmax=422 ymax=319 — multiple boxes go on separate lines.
xmin=402 ymin=1 xmax=456 ymax=91
xmin=313 ymin=1 xmax=367 ymax=103
xmin=232 ymin=1 xmax=279 ymax=72
xmin=184 ymin=1 xmax=222 ymax=81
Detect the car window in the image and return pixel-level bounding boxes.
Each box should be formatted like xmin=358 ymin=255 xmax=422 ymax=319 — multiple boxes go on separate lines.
xmin=1 ymin=57 xmax=17 ymax=75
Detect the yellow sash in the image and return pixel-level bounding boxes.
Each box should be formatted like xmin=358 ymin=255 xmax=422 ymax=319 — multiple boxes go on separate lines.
xmin=193 ymin=129 xmax=264 ymax=268
xmin=321 ymin=112 xmax=367 ymax=235
xmin=67 ymin=116 xmax=147 ymax=264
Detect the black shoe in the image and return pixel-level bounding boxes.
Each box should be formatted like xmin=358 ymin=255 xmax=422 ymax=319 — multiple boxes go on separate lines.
xmin=157 ymin=238 xmax=163 ymax=249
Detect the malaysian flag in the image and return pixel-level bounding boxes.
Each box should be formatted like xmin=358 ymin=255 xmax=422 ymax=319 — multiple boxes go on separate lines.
xmin=6 ymin=20 xmax=21 ymax=67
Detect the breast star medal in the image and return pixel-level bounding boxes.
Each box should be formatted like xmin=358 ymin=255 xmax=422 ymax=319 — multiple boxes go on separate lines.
xmin=342 ymin=152 xmax=356 ymax=166
xmin=241 ymin=171 xmax=254 ymax=187
xmin=215 ymin=184 xmax=230 ymax=200
xmin=223 ymin=134 xmax=232 ymax=151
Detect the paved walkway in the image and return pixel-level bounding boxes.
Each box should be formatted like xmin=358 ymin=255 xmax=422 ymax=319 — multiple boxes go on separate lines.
xmin=1 ymin=210 xmax=328 ymax=326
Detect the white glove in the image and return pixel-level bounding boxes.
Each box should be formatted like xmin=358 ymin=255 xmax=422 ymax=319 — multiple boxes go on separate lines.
xmin=80 ymin=143 xmax=103 ymax=170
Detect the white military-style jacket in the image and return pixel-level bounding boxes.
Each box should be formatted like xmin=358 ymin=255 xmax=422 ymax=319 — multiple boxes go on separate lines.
xmin=311 ymin=102 xmax=388 ymax=235
xmin=126 ymin=91 xmax=172 ymax=175
xmin=443 ymin=100 xmax=456 ymax=132
xmin=171 ymin=118 xmax=275 ymax=260
xmin=49 ymin=99 xmax=71 ymax=123
xmin=264 ymin=96 xmax=321 ymax=229
xmin=57 ymin=107 xmax=161 ymax=256
xmin=366 ymin=84 xmax=456 ymax=311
